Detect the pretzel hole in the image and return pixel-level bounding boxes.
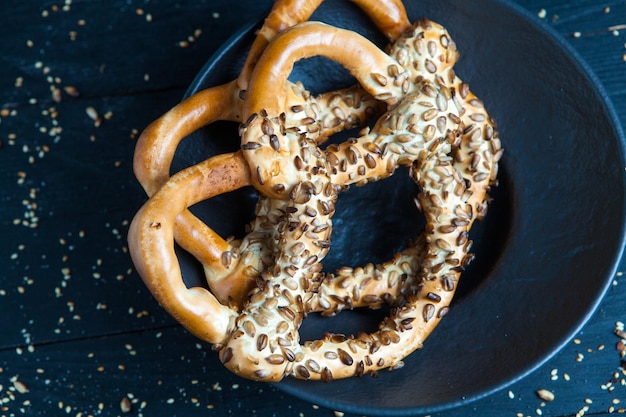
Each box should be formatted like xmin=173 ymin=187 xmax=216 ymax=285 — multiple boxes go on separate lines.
xmin=323 ymin=171 xmax=423 ymax=272
xmin=176 ymin=244 xmax=210 ymax=289
xmin=172 ymin=121 xmax=258 ymax=291
xmin=287 ymin=0 xmax=388 ymax=93
xmin=170 ymin=121 xmax=242 ymax=174
xmin=323 ymin=158 xmax=511 ymax=306
xmin=300 ymin=306 xmax=391 ymax=341
xmin=291 ymin=56 xmax=358 ymax=96
xmin=299 ymin=166 xmax=511 ymax=343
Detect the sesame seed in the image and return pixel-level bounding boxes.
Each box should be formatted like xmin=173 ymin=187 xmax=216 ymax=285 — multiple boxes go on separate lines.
xmin=63 ymin=85 xmax=79 ymax=96
xmin=576 ymin=405 xmax=590 ymax=417
xmin=13 ymin=380 xmax=29 ymax=394
xmin=536 ymin=389 xmax=555 ymax=402
xmin=120 ymin=397 xmax=133 ymax=413
xmin=86 ymin=106 xmax=99 ymax=121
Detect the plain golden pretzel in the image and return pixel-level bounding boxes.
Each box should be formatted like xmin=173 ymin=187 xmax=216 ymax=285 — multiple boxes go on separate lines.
xmin=132 ymin=0 xmax=414 ymax=306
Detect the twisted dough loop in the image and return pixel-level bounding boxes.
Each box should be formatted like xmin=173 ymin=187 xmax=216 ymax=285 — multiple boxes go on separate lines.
xmin=129 ymin=152 xmax=247 ymax=341
xmin=128 ymin=1 xmax=502 ymax=382
xmin=240 ymin=0 xmax=410 ymax=87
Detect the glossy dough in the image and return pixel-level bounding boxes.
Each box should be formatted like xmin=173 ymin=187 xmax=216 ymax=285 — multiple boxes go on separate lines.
xmin=128 ymin=0 xmax=502 ymax=382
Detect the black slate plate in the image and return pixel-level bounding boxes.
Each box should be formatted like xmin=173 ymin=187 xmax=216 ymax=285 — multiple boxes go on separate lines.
xmin=174 ymin=0 xmax=626 ymax=414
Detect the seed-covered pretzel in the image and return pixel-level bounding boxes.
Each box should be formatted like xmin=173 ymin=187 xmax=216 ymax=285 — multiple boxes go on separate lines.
xmin=302 ymin=18 xmax=503 ymax=314
xmin=128 ymin=7 xmax=502 ymax=381
xmin=132 ymin=0 xmax=414 ymax=307
xmin=219 ymin=21 xmax=497 ymax=381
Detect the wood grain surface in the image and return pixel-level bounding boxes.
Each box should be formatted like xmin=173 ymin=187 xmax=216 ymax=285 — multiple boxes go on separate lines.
xmin=1 ymin=1 xmax=625 ymax=416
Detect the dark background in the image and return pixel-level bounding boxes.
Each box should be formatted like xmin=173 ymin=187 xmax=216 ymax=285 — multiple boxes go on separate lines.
xmin=1 ymin=1 xmax=625 ymax=416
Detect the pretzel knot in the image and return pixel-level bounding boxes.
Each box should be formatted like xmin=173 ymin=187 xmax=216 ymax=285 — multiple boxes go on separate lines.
xmin=131 ymin=0 xmax=410 ymax=307
xmin=128 ymin=8 xmax=502 ymax=382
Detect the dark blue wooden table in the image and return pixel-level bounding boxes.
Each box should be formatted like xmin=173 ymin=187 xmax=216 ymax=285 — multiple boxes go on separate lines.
xmin=1 ymin=1 xmax=625 ymax=416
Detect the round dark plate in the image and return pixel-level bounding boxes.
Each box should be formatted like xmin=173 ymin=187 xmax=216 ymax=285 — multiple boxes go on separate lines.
xmin=174 ymin=0 xmax=626 ymax=415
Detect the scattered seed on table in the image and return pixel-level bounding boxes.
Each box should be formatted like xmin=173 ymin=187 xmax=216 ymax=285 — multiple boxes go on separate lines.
xmin=13 ymin=380 xmax=29 ymax=394
xmin=536 ymin=389 xmax=555 ymax=402
xmin=120 ymin=396 xmax=132 ymax=413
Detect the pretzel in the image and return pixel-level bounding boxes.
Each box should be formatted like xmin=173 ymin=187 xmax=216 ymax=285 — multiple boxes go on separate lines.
xmin=132 ymin=0 xmax=412 ymax=307
xmin=304 ymin=17 xmax=502 ymax=314
xmin=222 ymin=21 xmax=500 ymax=381
xmin=129 ymin=16 xmax=501 ymax=381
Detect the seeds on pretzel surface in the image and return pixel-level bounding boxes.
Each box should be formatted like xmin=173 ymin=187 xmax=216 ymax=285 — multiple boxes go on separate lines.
xmin=346 ymin=146 xmax=358 ymax=165
xmin=241 ymin=141 xmax=261 ymax=150
xmin=266 ymin=354 xmax=286 ymax=365
xmin=473 ymin=172 xmax=489 ymax=182
xmin=270 ymin=134 xmax=281 ymax=152
xmin=338 ymin=348 xmax=354 ymax=366
xmin=324 ymin=350 xmax=339 ymax=360
xmin=424 ymin=58 xmax=437 ymax=73
xmin=253 ymin=313 xmax=269 ymax=327
xmin=221 ymin=347 xmax=233 ymax=364
xmin=243 ymin=320 xmax=256 ymax=337
xmin=442 ymin=274 xmax=456 ymax=291
xmin=321 ymin=367 xmax=334 ymax=382
xmin=371 ymin=72 xmax=388 ymax=86
xmin=255 ymin=369 xmax=273 ymax=379
xmin=301 ymin=116 xmax=316 ymax=125
xmin=296 ymin=365 xmax=311 ymax=378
